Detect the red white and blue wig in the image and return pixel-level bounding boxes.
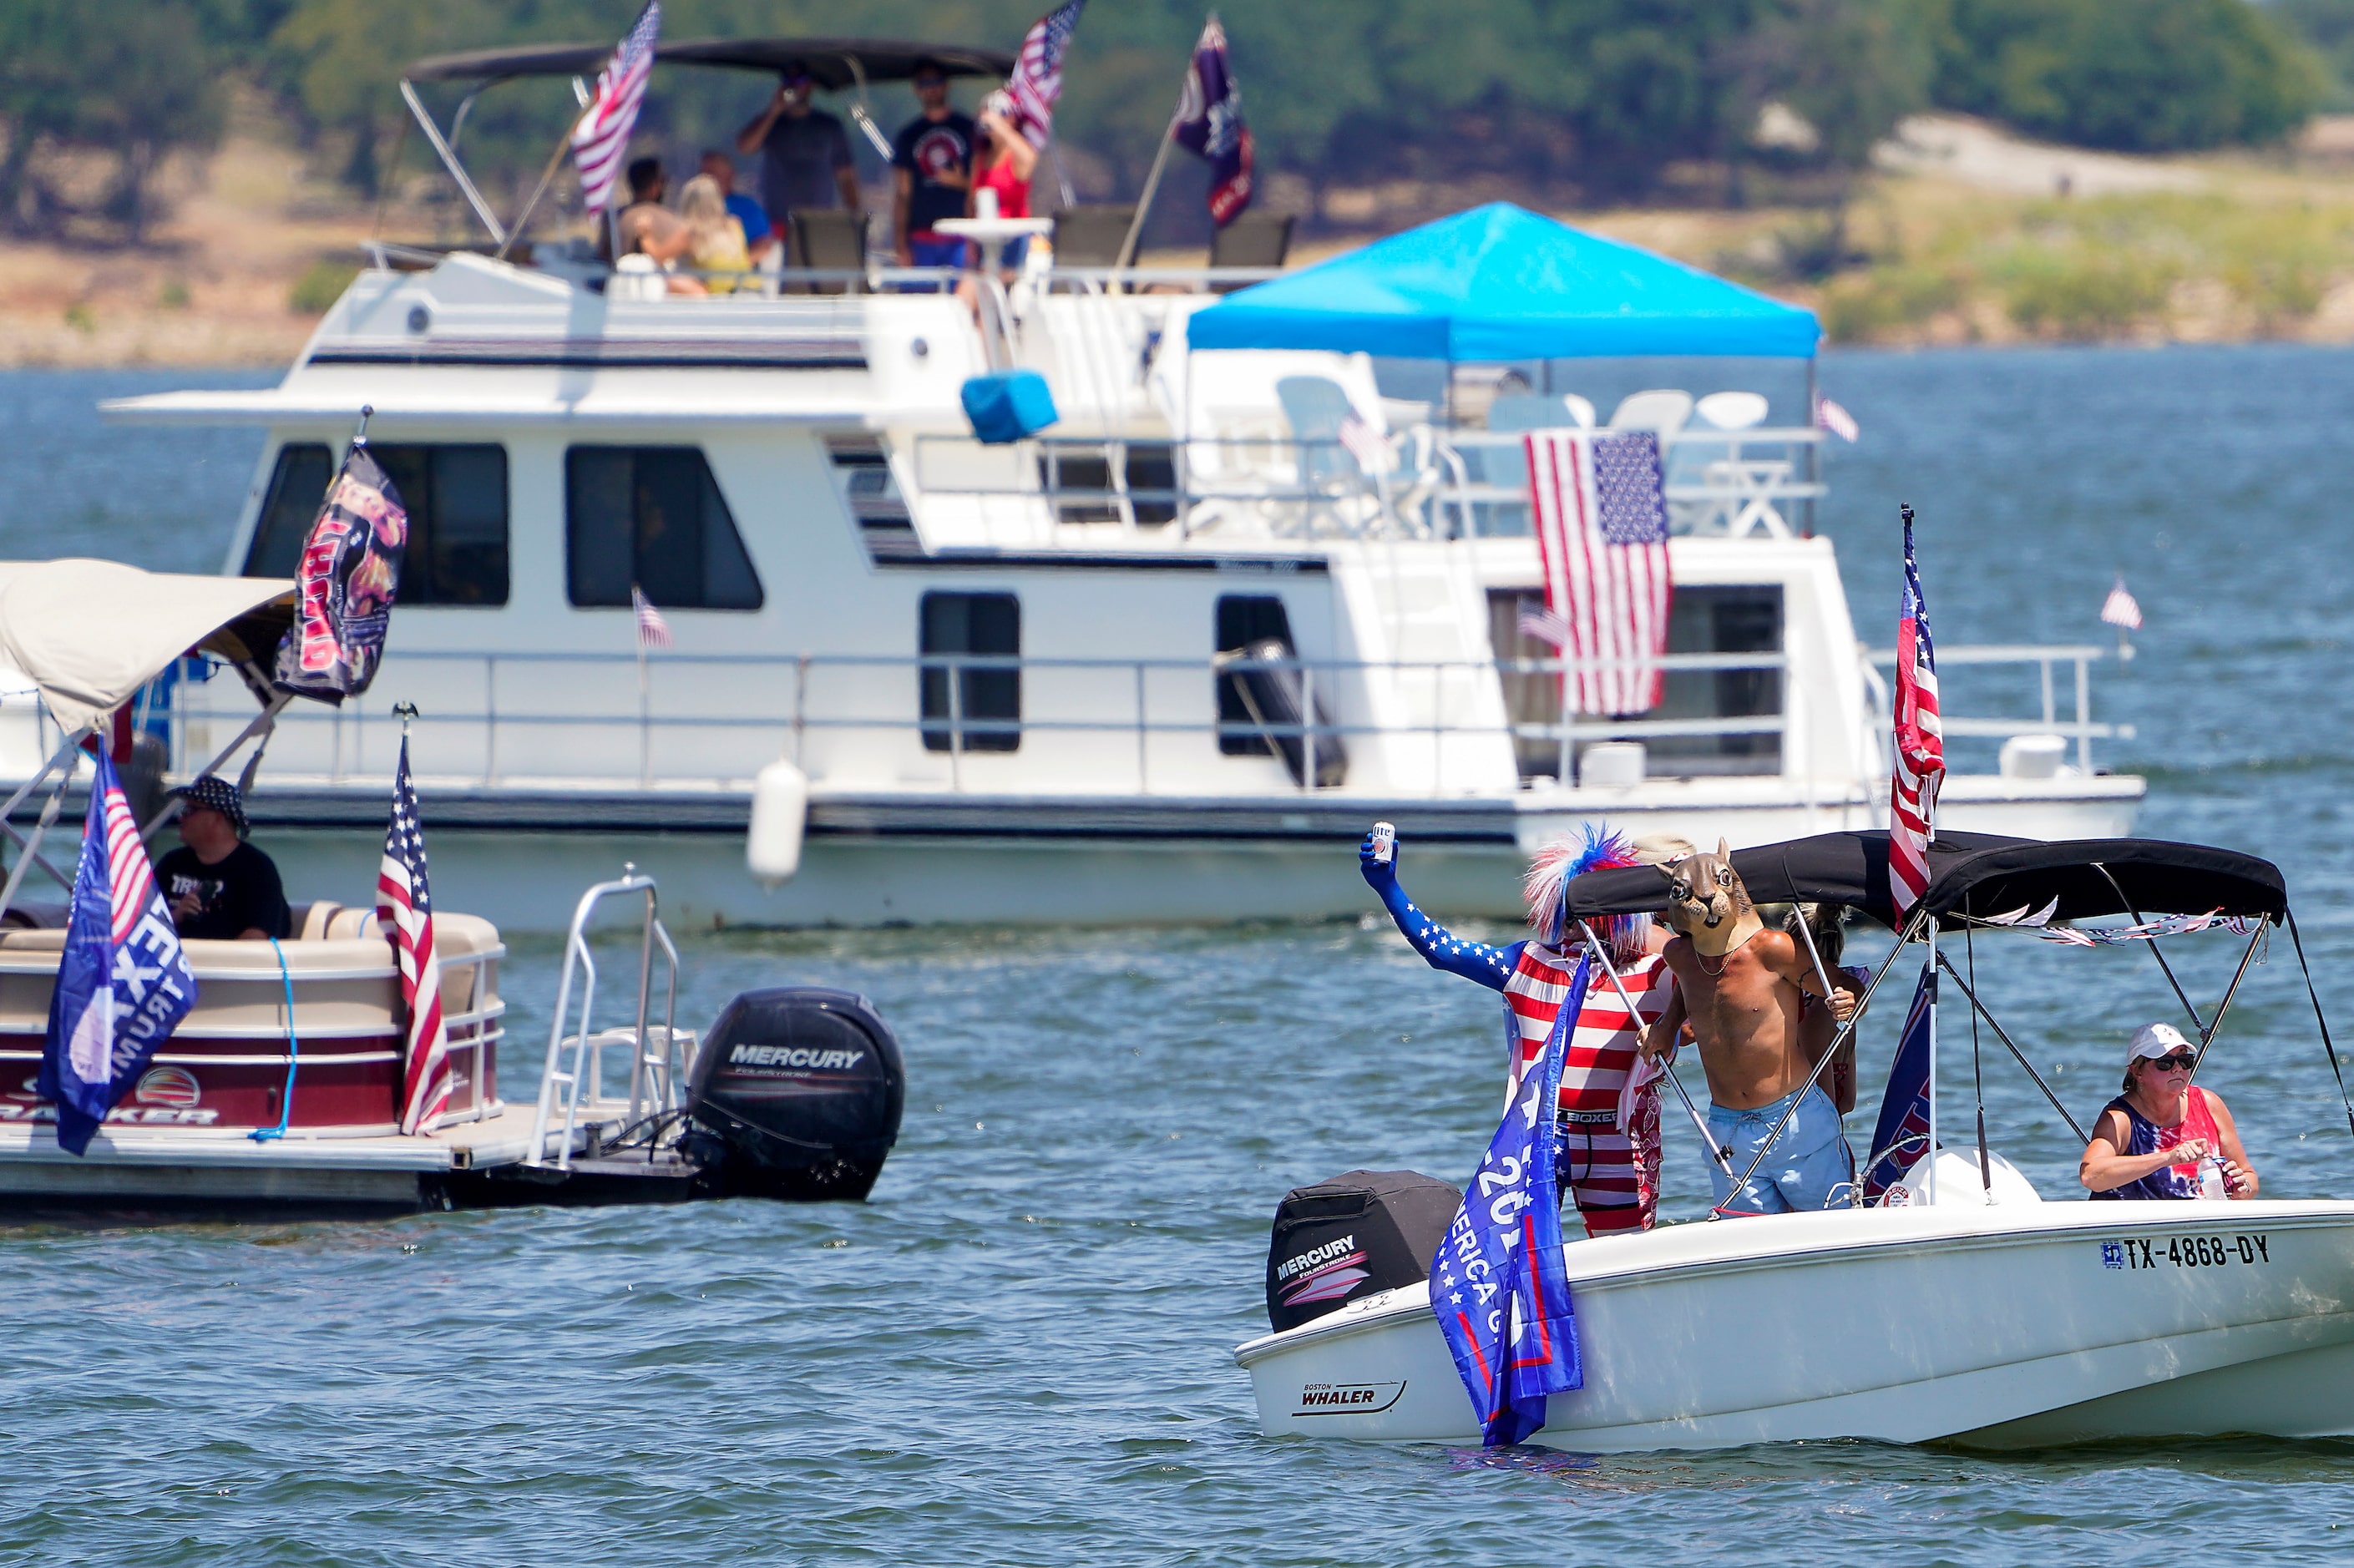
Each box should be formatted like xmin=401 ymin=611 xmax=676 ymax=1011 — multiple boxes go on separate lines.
xmin=1524 ymin=823 xmax=1648 ymax=958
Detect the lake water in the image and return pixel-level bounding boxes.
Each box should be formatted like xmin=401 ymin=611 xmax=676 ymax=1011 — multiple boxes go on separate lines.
xmin=3 ymin=348 xmax=2354 ymax=1563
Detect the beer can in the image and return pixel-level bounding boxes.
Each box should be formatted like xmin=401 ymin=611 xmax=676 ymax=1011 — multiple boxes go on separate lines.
xmin=1370 ymin=822 xmax=1396 ymax=863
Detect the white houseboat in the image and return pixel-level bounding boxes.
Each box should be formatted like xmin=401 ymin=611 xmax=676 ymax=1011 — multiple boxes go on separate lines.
xmin=84 ymin=38 xmax=2139 ymax=929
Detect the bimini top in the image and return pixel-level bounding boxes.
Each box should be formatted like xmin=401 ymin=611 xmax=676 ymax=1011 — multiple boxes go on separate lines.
xmin=0 ymin=561 xmax=292 ymax=735
xmin=407 ymin=36 xmax=1014 ymax=89
xmin=1187 ymin=202 xmax=1821 ymax=362
xmin=1562 ymin=831 xmax=2288 ymax=932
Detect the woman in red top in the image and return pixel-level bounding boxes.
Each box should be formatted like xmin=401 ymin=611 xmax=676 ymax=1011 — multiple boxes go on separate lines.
xmin=2080 ymin=1021 xmax=2258 ymax=1200
xmin=964 ymin=91 xmax=1037 ymax=288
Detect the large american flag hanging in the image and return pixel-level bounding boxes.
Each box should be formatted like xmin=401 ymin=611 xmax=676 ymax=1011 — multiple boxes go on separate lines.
xmin=1008 ymin=0 xmax=1086 ymax=149
xmin=1526 ymin=430 xmax=1673 ymax=716
xmin=570 ymin=0 xmax=662 ymax=214
xmin=1890 ymin=508 xmax=1944 ymax=917
xmin=377 ymin=736 xmax=450 ymax=1135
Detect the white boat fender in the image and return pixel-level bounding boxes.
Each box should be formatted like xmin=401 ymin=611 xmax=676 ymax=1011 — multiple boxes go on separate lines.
xmin=747 ymin=758 xmax=808 ymax=887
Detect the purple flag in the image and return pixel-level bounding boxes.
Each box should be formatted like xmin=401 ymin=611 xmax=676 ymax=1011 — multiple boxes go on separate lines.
xmin=1173 ymin=17 xmax=1253 ymax=225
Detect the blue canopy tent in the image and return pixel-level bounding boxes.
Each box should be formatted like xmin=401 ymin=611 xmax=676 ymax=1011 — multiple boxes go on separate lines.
xmin=1186 ymin=201 xmax=1819 ymax=362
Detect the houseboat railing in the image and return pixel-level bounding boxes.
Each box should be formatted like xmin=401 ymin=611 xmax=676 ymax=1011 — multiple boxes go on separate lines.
xmin=94 ymin=644 xmax=2129 ymax=799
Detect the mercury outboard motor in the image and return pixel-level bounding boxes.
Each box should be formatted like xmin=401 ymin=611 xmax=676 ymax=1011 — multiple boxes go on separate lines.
xmin=1265 ymin=1169 xmax=1461 ymax=1333
xmin=683 ymin=987 xmax=904 ymax=1201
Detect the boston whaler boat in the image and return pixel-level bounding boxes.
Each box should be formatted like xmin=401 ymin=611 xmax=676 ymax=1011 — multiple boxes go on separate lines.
xmin=0 ymin=560 xmax=903 ymax=1216
xmin=89 ymin=36 xmax=2141 ymax=928
xmin=1236 ymin=830 xmax=2354 ymax=1449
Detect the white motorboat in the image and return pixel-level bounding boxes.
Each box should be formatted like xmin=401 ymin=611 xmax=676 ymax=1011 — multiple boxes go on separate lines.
xmin=0 ymin=563 xmax=904 ymax=1217
xmin=76 ymin=35 xmax=2138 ymax=929
xmin=1238 ymin=829 xmax=2354 ymax=1449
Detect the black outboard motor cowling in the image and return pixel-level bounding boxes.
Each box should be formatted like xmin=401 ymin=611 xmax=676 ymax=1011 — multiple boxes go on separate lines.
xmin=1265 ymin=1169 xmax=1461 ymax=1333
xmin=686 ymin=987 xmax=905 ymax=1201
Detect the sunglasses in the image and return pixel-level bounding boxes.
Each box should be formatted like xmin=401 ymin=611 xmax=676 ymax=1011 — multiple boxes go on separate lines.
xmin=2143 ymin=1051 xmax=2198 ymax=1072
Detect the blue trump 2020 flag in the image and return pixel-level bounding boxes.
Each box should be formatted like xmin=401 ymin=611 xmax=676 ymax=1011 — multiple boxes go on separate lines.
xmin=37 ymin=748 xmax=197 ymax=1155
xmin=1430 ymin=956 xmax=1586 ymax=1445
xmin=1862 ymin=962 xmax=1936 ymax=1204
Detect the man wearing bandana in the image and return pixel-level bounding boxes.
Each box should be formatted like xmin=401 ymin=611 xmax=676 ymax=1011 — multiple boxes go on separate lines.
xmin=1362 ymin=824 xmax=1676 ymax=1237
xmin=153 ymin=776 xmax=289 ymax=943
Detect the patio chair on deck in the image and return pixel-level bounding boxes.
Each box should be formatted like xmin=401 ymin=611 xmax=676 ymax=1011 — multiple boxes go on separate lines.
xmin=788 ymin=210 xmax=870 ymax=295
xmin=1474 ymin=395 xmax=1599 ymax=536
xmin=1274 ymin=375 xmax=1440 ymax=537
xmin=1208 ymin=213 xmax=1294 ymax=291
xmin=1050 ymin=205 xmax=1140 ymax=273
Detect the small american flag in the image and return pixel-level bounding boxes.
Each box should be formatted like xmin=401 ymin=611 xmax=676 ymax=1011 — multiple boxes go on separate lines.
xmin=570 ymin=1 xmax=662 ymax=214
xmin=2101 ymin=575 xmax=2144 ymax=630
xmin=1517 ymin=604 xmax=1569 ymax=650
xmin=377 ymin=736 xmax=450 ymax=1136
xmin=1816 ymin=395 xmax=1860 ymax=443
xmin=632 ymin=585 xmax=673 ymax=651
xmin=1009 ymin=0 xmax=1086 ymax=149
xmin=1336 ymin=411 xmax=1394 ymax=477
xmin=1890 ymin=509 xmax=1944 ymax=918
xmin=1526 ymin=430 xmax=1673 ymax=716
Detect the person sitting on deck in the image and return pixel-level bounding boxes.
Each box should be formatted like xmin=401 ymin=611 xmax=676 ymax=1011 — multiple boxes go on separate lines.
xmin=615 ymin=159 xmax=706 ymax=297
xmin=2081 ymin=1022 xmax=2258 ymax=1200
xmin=154 ymin=776 xmax=289 ymax=943
xmin=1360 ymin=822 xmax=1675 ymax=1238
xmin=678 ymin=174 xmax=752 ymax=294
xmin=698 ymin=149 xmax=774 ymax=261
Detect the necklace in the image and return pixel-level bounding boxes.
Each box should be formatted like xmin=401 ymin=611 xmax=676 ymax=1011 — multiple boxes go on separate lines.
xmin=1697 ymin=949 xmax=1729 ymax=978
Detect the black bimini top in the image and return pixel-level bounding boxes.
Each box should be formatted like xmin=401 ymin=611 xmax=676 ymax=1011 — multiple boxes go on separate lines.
xmin=1562 ymin=831 xmax=2288 ymax=932
xmin=407 ymin=37 xmax=1015 ymax=89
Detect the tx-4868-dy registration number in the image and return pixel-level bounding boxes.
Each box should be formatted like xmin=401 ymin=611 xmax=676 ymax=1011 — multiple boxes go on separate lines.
xmin=2102 ymin=1234 xmax=2270 ymax=1270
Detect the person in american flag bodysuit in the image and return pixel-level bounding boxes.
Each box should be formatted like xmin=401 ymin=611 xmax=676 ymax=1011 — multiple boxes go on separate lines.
xmin=1361 ymin=825 xmax=1676 ymax=1237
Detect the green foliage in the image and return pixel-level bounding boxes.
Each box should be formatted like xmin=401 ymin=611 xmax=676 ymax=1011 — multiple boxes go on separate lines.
xmin=1818 ymin=261 xmax=1966 ymax=340
xmin=1921 ymin=0 xmax=2326 ymax=151
xmin=0 ymin=0 xmax=232 ymax=239
xmin=288 ymin=258 xmax=361 ymax=314
xmin=2274 ymin=0 xmax=2354 ymax=109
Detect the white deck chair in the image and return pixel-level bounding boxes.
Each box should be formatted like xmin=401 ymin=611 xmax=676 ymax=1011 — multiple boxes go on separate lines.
xmin=1693 ymin=390 xmax=1769 ymax=430
xmin=1607 ymin=389 xmax=1694 ymax=438
xmin=1273 ymin=375 xmax=1439 ymax=536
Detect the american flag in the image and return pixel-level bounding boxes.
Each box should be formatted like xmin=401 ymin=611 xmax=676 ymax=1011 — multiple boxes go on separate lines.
xmin=1815 ymin=395 xmax=1860 ymax=443
xmin=1335 ymin=410 xmax=1394 ymax=477
xmin=1008 ymin=0 xmax=1086 ymax=149
xmin=1517 ymin=603 xmax=1570 ymax=650
xmin=377 ymin=736 xmax=450 ymax=1136
xmin=2101 ymin=575 xmax=2144 ymax=630
xmin=632 ymin=585 xmax=672 ymax=650
xmin=1890 ymin=508 xmax=1944 ymax=918
xmin=1526 ymin=430 xmax=1673 ymax=716
xmin=570 ymin=1 xmax=662 ymax=214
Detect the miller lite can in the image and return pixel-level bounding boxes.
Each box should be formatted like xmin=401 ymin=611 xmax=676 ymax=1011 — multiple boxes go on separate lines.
xmin=1370 ymin=822 xmax=1396 ymax=864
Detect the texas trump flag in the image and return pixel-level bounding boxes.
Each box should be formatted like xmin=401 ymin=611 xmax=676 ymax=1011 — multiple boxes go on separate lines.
xmin=38 ymin=749 xmax=197 ymax=1155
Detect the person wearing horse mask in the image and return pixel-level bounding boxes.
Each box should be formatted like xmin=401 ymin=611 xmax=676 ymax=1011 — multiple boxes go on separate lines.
xmin=1640 ymin=841 xmax=1863 ymax=1214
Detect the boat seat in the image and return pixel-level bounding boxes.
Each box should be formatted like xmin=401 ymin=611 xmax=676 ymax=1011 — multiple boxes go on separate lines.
xmin=326 ymin=907 xmax=381 ymax=940
xmin=289 ymin=901 xmax=342 ymax=941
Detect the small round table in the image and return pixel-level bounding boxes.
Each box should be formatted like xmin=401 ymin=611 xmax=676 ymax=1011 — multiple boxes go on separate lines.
xmin=932 ymin=215 xmax=1055 ymax=277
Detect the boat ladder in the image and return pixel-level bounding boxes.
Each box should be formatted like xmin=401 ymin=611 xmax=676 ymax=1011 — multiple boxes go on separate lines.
xmin=528 ymin=864 xmax=687 ymax=1169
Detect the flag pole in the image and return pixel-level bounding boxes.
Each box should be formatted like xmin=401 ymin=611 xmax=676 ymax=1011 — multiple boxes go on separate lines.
xmin=1115 ymin=48 xmax=1197 ymax=273
xmin=497 ymin=104 xmax=596 ymax=262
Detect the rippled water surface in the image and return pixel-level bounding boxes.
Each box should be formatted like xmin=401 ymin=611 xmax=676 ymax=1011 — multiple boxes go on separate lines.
xmin=3 ymin=348 xmax=2354 ymax=1564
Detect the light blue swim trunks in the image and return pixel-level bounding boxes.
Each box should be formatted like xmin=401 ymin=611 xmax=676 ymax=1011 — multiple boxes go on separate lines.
xmin=1705 ymin=1084 xmax=1853 ymax=1214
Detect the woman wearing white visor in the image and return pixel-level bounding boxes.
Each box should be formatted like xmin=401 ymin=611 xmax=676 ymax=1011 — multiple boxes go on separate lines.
xmin=2079 ymin=1022 xmax=2258 ymax=1201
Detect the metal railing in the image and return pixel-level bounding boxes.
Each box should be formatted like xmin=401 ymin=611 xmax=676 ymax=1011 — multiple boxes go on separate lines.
xmin=907 ymin=425 xmax=1828 ymax=544
xmin=1860 ymin=643 xmax=2131 ymax=774
xmin=135 ymin=641 xmax=2129 ymax=800
xmin=529 ymin=866 xmax=685 ymax=1170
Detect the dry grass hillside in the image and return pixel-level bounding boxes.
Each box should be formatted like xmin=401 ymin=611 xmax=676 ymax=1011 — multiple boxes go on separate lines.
xmin=13 ymin=109 xmax=2354 ymax=368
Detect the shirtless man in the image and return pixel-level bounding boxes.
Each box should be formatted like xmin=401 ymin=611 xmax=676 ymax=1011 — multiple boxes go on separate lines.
xmin=1639 ymin=842 xmax=1863 ymax=1214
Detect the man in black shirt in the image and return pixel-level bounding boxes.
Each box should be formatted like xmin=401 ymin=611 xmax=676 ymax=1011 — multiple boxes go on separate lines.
xmin=892 ymin=59 xmax=975 ymax=270
xmin=154 ymin=776 xmax=290 ymax=942
xmin=736 ymin=61 xmax=859 ymax=236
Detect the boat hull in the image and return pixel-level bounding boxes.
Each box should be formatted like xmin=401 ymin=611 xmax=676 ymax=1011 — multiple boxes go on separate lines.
xmin=1233 ymin=1202 xmax=2354 ymax=1451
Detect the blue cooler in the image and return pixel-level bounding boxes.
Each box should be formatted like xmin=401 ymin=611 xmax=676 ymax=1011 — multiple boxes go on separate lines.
xmin=961 ymin=370 xmax=1059 ymax=444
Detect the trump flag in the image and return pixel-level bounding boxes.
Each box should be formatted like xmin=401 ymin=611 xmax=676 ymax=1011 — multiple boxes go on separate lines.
xmin=38 ymin=748 xmax=197 ymax=1155
xmin=1430 ymin=958 xmax=1585 ymax=1444
xmin=1862 ymin=962 xmax=1936 ymax=1204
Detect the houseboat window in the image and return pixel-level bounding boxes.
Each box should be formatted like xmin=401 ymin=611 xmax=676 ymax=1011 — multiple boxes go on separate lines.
xmin=919 ymin=591 xmax=1020 ymax=753
xmin=242 ymin=443 xmax=334 ymax=578
xmin=1215 ymin=594 xmax=1293 ymax=756
xmin=367 ymin=445 xmax=510 ymax=606
xmin=565 ymin=446 xmax=764 ymax=610
xmin=1488 ymin=584 xmax=1784 ymax=779
xmin=825 ymin=437 xmax=919 ymax=562
xmin=242 ymin=442 xmax=511 ymax=606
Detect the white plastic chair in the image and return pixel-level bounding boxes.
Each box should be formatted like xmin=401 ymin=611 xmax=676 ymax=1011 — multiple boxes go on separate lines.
xmin=1693 ymin=390 xmax=1769 ymax=430
xmin=1273 ymin=375 xmax=1438 ymax=536
xmin=610 ymin=254 xmax=664 ymax=302
xmin=1607 ymin=389 xmax=1694 ymax=437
